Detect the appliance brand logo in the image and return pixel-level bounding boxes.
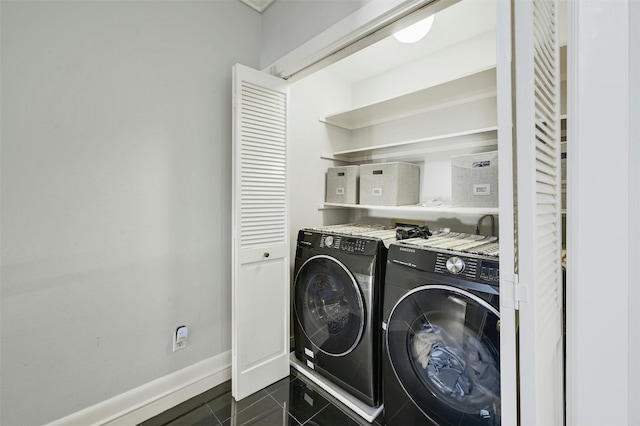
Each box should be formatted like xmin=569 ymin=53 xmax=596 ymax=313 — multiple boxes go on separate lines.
xmin=399 ymin=247 xmax=416 ymax=253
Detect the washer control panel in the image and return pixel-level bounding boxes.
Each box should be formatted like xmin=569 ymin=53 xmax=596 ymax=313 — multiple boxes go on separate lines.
xmin=479 ymin=260 xmax=500 ymax=283
xmin=436 ymin=253 xmax=476 ymax=280
xmin=320 ymin=234 xmax=369 ymax=253
xmin=298 ymin=230 xmax=381 ymax=256
xmin=435 ymin=254 xmax=499 ymax=284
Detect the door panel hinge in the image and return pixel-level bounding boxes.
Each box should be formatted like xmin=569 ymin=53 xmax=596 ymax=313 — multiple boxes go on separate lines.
xmin=501 ymin=272 xmax=529 ymax=310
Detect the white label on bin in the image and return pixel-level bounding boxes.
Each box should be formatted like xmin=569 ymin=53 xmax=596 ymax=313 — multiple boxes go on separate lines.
xmin=473 ymin=160 xmax=492 ymax=168
xmin=304 ymin=347 xmax=314 ymax=358
xmin=473 ymin=184 xmax=491 ymax=195
xmin=306 ymin=360 xmax=314 ymax=370
xmin=335 ymin=187 xmax=344 ymax=195
xmin=372 ymin=188 xmax=383 ymax=196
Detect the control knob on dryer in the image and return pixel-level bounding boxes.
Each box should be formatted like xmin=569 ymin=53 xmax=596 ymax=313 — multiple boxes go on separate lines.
xmin=324 ymin=236 xmax=334 ymax=248
xmin=446 ymin=256 xmax=465 ymax=274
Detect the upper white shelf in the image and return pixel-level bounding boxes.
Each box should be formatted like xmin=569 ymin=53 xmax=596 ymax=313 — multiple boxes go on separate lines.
xmin=323 ymin=126 xmax=498 ymax=163
xmin=320 ymin=68 xmax=497 ymax=130
xmin=322 ymin=202 xmax=499 ymax=216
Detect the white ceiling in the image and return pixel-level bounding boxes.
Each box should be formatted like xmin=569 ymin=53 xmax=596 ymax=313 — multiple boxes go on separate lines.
xmin=242 ymin=0 xmax=564 ymax=82
xmin=324 ymin=0 xmax=497 ymax=83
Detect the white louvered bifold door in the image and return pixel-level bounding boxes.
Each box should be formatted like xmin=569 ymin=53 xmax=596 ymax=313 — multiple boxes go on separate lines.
xmin=495 ymin=0 xmax=518 ymax=424
xmin=232 ymin=64 xmax=290 ymax=401
xmin=513 ymin=0 xmax=564 ymax=425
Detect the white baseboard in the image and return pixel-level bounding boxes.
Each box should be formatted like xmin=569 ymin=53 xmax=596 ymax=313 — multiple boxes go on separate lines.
xmin=46 ymin=351 xmax=231 ymax=426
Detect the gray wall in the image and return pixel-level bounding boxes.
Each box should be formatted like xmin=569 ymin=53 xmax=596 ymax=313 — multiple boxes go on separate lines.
xmin=0 ymin=1 xmax=260 ymax=425
xmin=260 ymin=0 xmax=371 ymax=68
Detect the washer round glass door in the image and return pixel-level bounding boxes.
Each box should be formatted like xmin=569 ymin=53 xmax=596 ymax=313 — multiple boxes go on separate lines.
xmin=386 ymin=284 xmax=500 ymax=424
xmin=294 ymin=255 xmax=365 ymax=356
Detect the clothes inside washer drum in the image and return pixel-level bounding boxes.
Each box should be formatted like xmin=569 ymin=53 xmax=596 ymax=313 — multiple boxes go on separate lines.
xmin=427 ymin=343 xmax=472 ymax=396
xmin=411 ymin=327 xmax=471 ymax=396
xmin=411 ymin=328 xmax=501 ymax=407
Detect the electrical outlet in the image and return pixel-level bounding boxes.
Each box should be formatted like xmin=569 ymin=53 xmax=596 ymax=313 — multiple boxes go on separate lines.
xmin=173 ymin=326 xmax=188 ymax=352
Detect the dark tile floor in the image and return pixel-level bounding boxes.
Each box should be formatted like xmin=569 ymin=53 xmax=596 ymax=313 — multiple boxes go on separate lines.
xmin=138 ymin=367 xmax=385 ymax=426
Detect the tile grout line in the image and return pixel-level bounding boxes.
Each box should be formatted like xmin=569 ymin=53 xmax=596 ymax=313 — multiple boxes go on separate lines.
xmin=300 ymin=402 xmax=331 ymax=426
xmin=203 ymin=400 xmax=224 ymax=426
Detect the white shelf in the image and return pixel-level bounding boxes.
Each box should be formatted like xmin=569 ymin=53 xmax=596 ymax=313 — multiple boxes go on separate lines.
xmin=317 ymin=69 xmax=501 ymax=220
xmin=322 ymin=202 xmax=498 ymax=216
xmin=323 ymin=126 xmax=498 ymax=163
xmin=320 ymin=68 xmax=497 ymax=130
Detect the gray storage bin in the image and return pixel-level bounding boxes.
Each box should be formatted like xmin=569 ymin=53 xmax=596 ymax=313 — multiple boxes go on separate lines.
xmin=451 ymin=151 xmax=499 ymax=208
xmin=325 ymin=165 xmax=359 ymax=204
xmin=359 ymin=162 xmax=420 ymax=206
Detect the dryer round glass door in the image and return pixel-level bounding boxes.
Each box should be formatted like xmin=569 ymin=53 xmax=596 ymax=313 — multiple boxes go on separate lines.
xmin=294 ymin=255 xmax=365 ymax=356
xmin=386 ymin=285 xmax=501 ymax=425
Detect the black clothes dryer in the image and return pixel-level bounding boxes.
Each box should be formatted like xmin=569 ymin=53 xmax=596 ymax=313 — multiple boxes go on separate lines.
xmin=382 ymin=234 xmax=501 ymax=426
xmin=293 ymin=225 xmax=395 ymax=407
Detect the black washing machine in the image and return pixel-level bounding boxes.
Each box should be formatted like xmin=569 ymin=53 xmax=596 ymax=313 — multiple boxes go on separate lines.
xmin=293 ymin=225 xmax=395 ymax=407
xmin=382 ymin=234 xmax=501 ymax=426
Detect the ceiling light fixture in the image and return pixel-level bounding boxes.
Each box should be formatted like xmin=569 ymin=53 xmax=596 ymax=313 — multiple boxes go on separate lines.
xmin=393 ymin=15 xmax=435 ymax=44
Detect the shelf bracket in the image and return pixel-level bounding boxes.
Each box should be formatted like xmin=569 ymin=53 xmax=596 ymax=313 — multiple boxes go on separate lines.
xmin=320 ymin=152 xmax=349 ymax=162
xmin=318 ymin=203 xmax=348 ymax=210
